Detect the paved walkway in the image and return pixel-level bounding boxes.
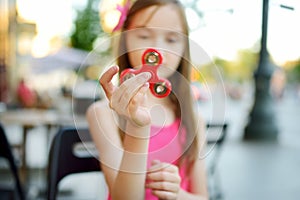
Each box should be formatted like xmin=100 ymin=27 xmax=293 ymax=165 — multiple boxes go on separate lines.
xmin=213 ymin=84 xmax=300 ymax=200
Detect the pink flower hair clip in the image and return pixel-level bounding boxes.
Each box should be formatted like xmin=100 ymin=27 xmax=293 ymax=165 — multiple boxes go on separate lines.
xmin=112 ymin=0 xmax=131 ymax=32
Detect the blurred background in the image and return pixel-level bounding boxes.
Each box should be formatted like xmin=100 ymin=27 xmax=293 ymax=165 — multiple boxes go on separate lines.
xmin=1 ymin=0 xmax=300 ymax=110
xmin=0 ymin=0 xmax=300 ymax=199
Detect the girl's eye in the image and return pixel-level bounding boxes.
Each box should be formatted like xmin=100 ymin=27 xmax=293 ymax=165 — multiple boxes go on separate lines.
xmin=166 ymin=33 xmax=183 ymax=44
xmin=167 ymin=36 xmax=182 ymax=44
xmin=135 ymin=30 xmax=151 ymax=39
xmin=138 ymin=34 xmax=150 ymax=39
xmin=167 ymin=37 xmax=178 ymax=43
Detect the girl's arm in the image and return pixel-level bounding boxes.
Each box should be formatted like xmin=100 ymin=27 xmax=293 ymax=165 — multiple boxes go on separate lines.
xmin=111 ymin=122 xmax=150 ymax=200
xmin=86 ymin=66 xmax=152 ymax=199
xmin=87 ymin=102 xmax=149 ymax=199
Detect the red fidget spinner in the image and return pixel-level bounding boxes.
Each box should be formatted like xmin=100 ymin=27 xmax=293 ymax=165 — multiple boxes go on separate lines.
xmin=120 ymin=48 xmax=172 ymax=98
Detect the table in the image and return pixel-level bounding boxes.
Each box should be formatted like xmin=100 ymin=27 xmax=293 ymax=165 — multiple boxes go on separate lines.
xmin=0 ymin=108 xmax=87 ymax=172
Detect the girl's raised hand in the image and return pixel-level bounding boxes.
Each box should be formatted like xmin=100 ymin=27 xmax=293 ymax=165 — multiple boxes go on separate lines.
xmin=99 ymin=66 xmax=152 ymax=127
xmin=146 ymin=160 xmax=181 ymax=200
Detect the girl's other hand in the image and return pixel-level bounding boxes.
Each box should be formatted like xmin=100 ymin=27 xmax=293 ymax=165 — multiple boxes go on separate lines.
xmin=99 ymin=66 xmax=152 ymax=127
xmin=146 ymin=160 xmax=181 ymax=200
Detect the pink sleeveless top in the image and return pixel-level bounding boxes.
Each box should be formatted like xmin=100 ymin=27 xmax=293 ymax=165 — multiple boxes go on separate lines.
xmin=107 ymin=119 xmax=190 ymax=200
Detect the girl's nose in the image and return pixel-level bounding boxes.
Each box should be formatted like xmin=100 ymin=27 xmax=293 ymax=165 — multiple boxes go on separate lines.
xmin=150 ymin=39 xmax=167 ymax=64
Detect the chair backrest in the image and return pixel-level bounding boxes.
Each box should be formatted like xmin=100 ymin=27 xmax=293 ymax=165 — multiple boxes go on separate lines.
xmin=0 ymin=123 xmax=25 ymax=200
xmin=205 ymin=122 xmax=228 ymax=175
xmin=206 ymin=123 xmax=228 ymax=145
xmin=47 ymin=127 xmax=101 ymax=200
xmin=205 ymin=122 xmax=228 ymax=200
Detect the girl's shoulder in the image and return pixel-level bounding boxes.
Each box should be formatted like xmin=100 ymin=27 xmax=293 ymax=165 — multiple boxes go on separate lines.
xmin=86 ymin=99 xmax=123 ymax=161
xmin=86 ymin=99 xmax=118 ymax=131
xmin=86 ymin=98 xmax=111 ymax=116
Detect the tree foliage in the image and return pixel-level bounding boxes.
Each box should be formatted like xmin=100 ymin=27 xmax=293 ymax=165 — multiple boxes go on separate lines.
xmin=70 ymin=0 xmax=102 ymax=51
xmin=214 ymin=49 xmax=259 ymax=82
xmin=286 ymin=60 xmax=300 ymax=83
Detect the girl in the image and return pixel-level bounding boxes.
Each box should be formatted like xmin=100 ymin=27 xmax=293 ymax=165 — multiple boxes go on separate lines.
xmin=86 ymin=0 xmax=209 ymax=199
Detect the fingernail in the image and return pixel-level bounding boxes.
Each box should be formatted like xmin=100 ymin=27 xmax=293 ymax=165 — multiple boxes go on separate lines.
xmin=142 ymin=72 xmax=151 ymax=79
xmin=151 ymin=160 xmax=160 ymax=165
xmin=143 ymin=82 xmax=149 ymax=88
xmin=112 ymin=66 xmax=119 ymax=71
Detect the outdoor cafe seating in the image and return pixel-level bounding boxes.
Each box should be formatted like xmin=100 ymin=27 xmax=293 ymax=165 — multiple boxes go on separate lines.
xmin=0 ymin=100 xmax=228 ymax=200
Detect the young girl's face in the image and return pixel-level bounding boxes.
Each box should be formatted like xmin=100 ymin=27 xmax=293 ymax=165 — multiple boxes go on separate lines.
xmin=125 ymin=4 xmax=186 ymax=78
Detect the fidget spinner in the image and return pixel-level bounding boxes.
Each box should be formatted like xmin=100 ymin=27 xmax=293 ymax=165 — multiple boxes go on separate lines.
xmin=120 ymin=48 xmax=172 ymax=98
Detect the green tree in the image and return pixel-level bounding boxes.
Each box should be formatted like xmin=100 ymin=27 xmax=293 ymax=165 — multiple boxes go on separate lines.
xmin=214 ymin=49 xmax=258 ymax=82
xmin=70 ymin=0 xmax=102 ymax=51
xmin=287 ymin=60 xmax=300 ymax=83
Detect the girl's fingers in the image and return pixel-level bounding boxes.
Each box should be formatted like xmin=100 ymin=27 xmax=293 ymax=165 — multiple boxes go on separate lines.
xmin=145 ymin=181 xmax=179 ymax=192
xmin=148 ymin=161 xmax=179 ymax=174
xmin=152 ymin=160 xmax=161 ymax=165
xmin=99 ymin=66 xmax=119 ymax=99
xmin=111 ymin=72 xmax=151 ymax=111
xmin=147 ymin=170 xmax=180 ymax=183
xmin=128 ymin=83 xmax=150 ymax=126
xmin=118 ymin=72 xmax=151 ymax=98
xmin=128 ymin=82 xmax=149 ymax=113
xmin=147 ymin=162 xmax=180 ymax=184
xmin=146 ymin=162 xmax=181 ymax=200
xmin=151 ymin=190 xmax=177 ymax=200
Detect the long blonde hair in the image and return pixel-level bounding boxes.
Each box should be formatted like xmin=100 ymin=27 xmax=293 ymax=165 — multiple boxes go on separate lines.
xmin=116 ymin=0 xmax=199 ymax=175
